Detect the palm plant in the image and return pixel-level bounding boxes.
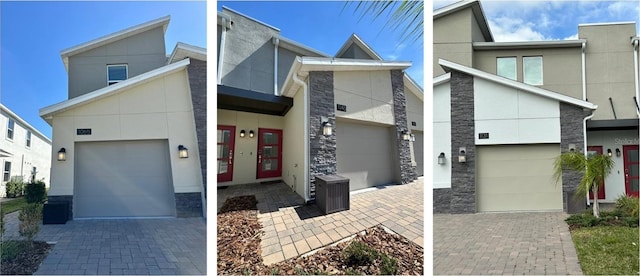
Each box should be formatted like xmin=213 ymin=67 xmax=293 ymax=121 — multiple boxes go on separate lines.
xmin=344 ymin=0 xmax=424 ymax=43
xmin=553 ymin=150 xmax=614 ymax=218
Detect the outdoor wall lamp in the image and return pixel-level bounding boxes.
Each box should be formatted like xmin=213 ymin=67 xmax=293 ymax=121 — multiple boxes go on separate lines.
xmin=616 ymin=148 xmax=621 ymax=157
xmin=410 ymin=133 xmax=416 ymax=142
xmin=178 ymin=145 xmax=189 ymax=158
xmin=568 ymin=144 xmax=576 ymax=152
xmin=458 ymin=147 xmax=467 ymax=163
xmin=402 ymin=131 xmax=411 ymax=141
xmin=249 ymin=130 xmax=255 ymax=138
xmin=240 ymin=130 xmax=246 ymax=138
xmin=607 ymin=148 xmax=613 ymax=157
xmin=321 ymin=116 xmax=332 ymax=136
xmin=57 ymin=148 xmax=66 ymax=161
xmin=438 ymin=152 xmax=446 ymax=165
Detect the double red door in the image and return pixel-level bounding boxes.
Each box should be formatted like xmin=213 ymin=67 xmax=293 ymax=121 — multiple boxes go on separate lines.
xmin=217 ymin=126 xmax=283 ymax=182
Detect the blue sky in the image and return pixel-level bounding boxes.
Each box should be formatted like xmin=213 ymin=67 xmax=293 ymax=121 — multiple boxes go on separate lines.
xmin=434 ymin=0 xmax=640 ymax=41
xmin=0 ymin=1 xmax=206 ymax=138
xmin=217 ymin=1 xmax=425 ymax=85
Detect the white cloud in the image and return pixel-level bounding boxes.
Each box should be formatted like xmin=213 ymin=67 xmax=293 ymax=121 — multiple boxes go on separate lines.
xmin=384 ymin=43 xmax=406 ymax=60
xmin=563 ymin=33 xmax=579 ymax=40
xmin=488 ymin=18 xmax=548 ymax=41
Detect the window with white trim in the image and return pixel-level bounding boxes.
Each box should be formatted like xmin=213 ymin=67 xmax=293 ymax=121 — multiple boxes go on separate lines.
xmin=497 ymin=57 xmax=517 ymax=81
xmin=523 ymin=56 xmax=543 ymax=85
xmin=6 ymin=119 xmax=14 ymax=140
xmin=26 ymin=130 xmax=32 ymax=148
xmin=107 ymin=64 xmax=128 ymax=85
xmin=3 ymin=161 xmax=11 ymax=182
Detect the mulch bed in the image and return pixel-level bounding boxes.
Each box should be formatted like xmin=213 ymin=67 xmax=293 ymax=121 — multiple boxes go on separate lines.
xmin=1 ymin=241 xmax=53 ymax=275
xmin=217 ymin=195 xmax=424 ymax=275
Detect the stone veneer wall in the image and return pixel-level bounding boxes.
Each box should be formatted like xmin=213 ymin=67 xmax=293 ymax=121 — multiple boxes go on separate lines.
xmin=560 ymin=103 xmax=589 ymax=213
xmin=449 ymin=71 xmax=476 ymax=214
xmin=175 ymin=192 xmax=203 ymax=217
xmin=47 ymin=195 xmax=73 ymax=220
xmin=308 ymin=71 xmax=337 ymax=201
xmin=433 ymin=188 xmax=452 ymax=213
xmin=391 ymin=70 xmax=418 ymax=184
xmin=186 ymin=59 xmax=207 ymax=199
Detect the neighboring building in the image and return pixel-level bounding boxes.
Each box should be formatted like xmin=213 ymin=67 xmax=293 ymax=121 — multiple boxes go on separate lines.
xmin=0 ymin=104 xmax=52 ymax=197
xmin=217 ymin=7 xmax=424 ymax=202
xmin=433 ymin=0 xmax=639 ymax=213
xmin=39 ymin=16 xmax=207 ymax=219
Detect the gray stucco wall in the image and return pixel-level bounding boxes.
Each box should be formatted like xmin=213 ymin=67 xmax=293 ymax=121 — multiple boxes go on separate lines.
xmin=449 ymin=71 xmax=476 ymax=214
xmin=187 ymin=59 xmax=207 ymax=197
xmin=308 ymin=71 xmax=336 ymax=201
xmin=560 ymin=103 xmax=590 ymax=213
xmin=337 ymin=44 xmax=375 ymax=60
xmin=68 ymin=27 xmax=167 ymax=99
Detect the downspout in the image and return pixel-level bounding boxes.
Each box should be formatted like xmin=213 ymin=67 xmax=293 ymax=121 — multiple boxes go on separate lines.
xmin=217 ymin=17 xmax=229 ymax=84
xmin=633 ymin=37 xmax=639 ymax=117
xmin=273 ymin=37 xmax=280 ymax=95
xmin=292 ymin=67 xmax=309 ymax=202
xmin=581 ymin=41 xmax=592 ymax=206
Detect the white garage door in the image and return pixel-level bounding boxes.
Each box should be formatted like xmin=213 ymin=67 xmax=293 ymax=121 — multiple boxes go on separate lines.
xmin=336 ymin=121 xmax=396 ymax=191
xmin=477 ymin=144 xmax=562 ymax=212
xmin=74 ymin=140 xmax=176 ymax=218
xmin=413 ymin=131 xmax=424 ymax=176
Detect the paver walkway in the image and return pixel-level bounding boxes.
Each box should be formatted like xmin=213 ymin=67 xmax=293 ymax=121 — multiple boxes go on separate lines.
xmin=434 ymin=212 xmax=583 ymax=275
xmin=218 ymin=178 xmax=424 ymax=265
xmin=2 ymin=211 xmax=206 ymax=275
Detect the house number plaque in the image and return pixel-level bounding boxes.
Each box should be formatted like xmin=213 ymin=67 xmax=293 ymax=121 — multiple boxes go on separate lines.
xmin=77 ymin=129 xmax=92 ymax=135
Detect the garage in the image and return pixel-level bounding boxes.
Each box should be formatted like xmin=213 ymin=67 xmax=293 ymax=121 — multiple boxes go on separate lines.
xmin=74 ymin=140 xmax=176 ymax=218
xmin=476 ymin=144 xmax=562 ymax=212
xmin=413 ymin=131 xmax=424 ymax=176
xmin=336 ymin=120 xmax=397 ymax=191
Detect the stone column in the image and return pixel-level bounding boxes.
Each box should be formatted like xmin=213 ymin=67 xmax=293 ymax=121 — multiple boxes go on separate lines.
xmin=391 ymin=70 xmax=418 ymax=184
xmin=308 ymin=71 xmax=337 ymax=201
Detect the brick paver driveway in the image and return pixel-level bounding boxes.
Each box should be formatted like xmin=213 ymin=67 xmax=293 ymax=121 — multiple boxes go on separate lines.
xmin=434 ymin=212 xmax=583 ymax=275
xmin=219 ymin=177 xmax=424 ymax=265
xmin=3 ymin=212 xmax=206 ymax=275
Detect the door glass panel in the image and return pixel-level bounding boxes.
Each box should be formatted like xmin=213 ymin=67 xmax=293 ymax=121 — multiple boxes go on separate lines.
xmin=223 ymin=130 xmax=231 ymax=143
xmin=263 ymin=146 xmax=278 ymax=158
xmin=262 ymin=159 xmax=277 ymax=171
xmin=217 ymin=145 xmax=229 ymax=158
xmin=587 ymin=151 xmax=598 ymax=158
xmin=217 ymin=130 xmax=223 ymax=143
xmin=630 ymin=165 xmax=639 ymax=177
xmin=632 ymin=179 xmax=639 ymax=192
xmin=263 ymin=133 xmax=278 ymax=144
xmin=218 ymin=161 xmax=228 ymax=174
xmin=629 ymin=150 xmax=639 ymax=162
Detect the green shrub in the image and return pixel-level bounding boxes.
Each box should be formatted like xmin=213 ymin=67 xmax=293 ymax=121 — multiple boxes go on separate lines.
xmin=24 ymin=181 xmax=47 ymax=203
xmin=380 ymin=254 xmax=399 ymax=275
xmin=1 ymin=240 xmax=26 ymax=261
xmin=18 ymin=203 xmax=42 ymax=243
xmin=5 ymin=177 xmax=24 ymax=198
xmin=343 ymin=241 xmax=379 ymax=266
xmin=566 ymin=213 xmax=601 ymax=228
xmin=615 ymin=195 xmax=639 ymax=218
xmin=623 ymin=216 xmax=639 ymax=227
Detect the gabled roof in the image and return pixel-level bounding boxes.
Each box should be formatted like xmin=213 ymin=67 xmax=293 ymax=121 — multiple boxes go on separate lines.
xmin=60 ymin=16 xmax=171 ymax=72
xmin=437 ymin=59 xmax=597 ymax=110
xmin=434 ymin=0 xmax=493 ymax=42
xmin=335 ymin=34 xmax=383 ymax=60
xmin=0 ymin=103 xmax=51 ymax=143
xmin=281 ymin=57 xmax=423 ymax=102
xmin=168 ymin=42 xmax=206 ymax=64
xmin=40 ymin=58 xmax=191 ymax=123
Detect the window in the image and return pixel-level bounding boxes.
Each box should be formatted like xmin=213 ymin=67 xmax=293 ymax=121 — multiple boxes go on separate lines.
xmin=26 ymin=131 xmax=31 ymax=148
xmin=497 ymin=57 xmax=517 ymax=81
xmin=3 ymin=161 xmax=11 ymax=182
xmin=107 ymin=64 xmax=128 ymax=85
xmin=6 ymin=119 xmax=14 ymax=140
xmin=523 ymin=56 xmax=543 ymax=85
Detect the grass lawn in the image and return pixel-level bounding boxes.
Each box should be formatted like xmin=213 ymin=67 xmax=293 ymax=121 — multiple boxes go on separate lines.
xmin=0 ymin=197 xmax=28 ymax=216
xmin=571 ymin=226 xmax=639 ymax=275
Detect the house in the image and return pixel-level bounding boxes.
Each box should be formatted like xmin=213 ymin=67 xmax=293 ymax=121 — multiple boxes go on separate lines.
xmin=433 ymin=0 xmax=639 ymax=213
xmin=0 ymin=104 xmax=52 ymax=197
xmin=217 ymin=7 xmax=424 ymax=202
xmin=39 ymin=16 xmax=207 ymax=219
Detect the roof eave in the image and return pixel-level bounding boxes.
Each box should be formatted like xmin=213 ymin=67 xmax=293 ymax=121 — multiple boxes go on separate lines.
xmin=276 ymin=35 xmax=330 ymax=57
xmin=168 ymin=42 xmax=207 ymax=64
xmin=41 ymin=58 xmax=191 ymax=119
xmin=0 ymin=103 xmax=51 ymax=143
xmin=473 ymin=39 xmax=586 ymax=50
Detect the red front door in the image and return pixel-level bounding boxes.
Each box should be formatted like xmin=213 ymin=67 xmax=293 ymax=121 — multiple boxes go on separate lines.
xmin=257 ymin=128 xmax=282 ymax=179
xmin=217 ymin=125 xmax=235 ymax=182
xmin=587 ymin=146 xmax=606 ymax=200
xmin=624 ymin=145 xmax=639 ymax=197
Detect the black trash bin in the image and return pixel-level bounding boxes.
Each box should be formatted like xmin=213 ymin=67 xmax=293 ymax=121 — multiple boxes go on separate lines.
xmin=566 ymin=191 xmax=587 ymax=214
xmin=315 ymin=175 xmax=350 ymax=214
xmin=43 ymin=201 xmax=69 ymax=224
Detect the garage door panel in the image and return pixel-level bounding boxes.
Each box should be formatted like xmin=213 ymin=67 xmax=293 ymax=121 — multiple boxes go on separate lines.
xmin=337 ymin=121 xmax=396 ymax=191
xmin=74 ymin=140 xmax=176 ymax=218
xmin=477 ymin=144 xmax=562 ymax=212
